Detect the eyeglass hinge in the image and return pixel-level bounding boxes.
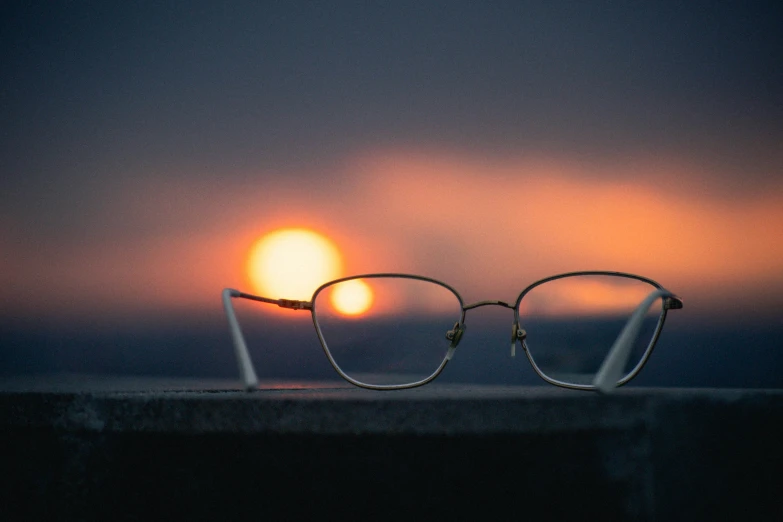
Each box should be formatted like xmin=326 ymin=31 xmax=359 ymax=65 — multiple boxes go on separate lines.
xmin=277 ymin=299 xmax=313 ymax=311
xmin=663 ymin=296 xmax=683 ymax=310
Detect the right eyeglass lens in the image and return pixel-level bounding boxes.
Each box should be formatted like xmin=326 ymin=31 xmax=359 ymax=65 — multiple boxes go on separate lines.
xmin=518 ymin=274 xmax=664 ymax=387
xmin=312 ymin=276 xmax=463 ymax=387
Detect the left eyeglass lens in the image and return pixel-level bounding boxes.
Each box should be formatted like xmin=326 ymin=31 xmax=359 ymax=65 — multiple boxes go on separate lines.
xmin=312 ymin=276 xmax=463 ymax=387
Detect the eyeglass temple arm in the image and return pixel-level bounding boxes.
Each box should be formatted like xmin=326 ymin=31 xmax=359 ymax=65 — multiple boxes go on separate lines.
xmin=221 ymin=288 xmax=312 ymax=391
xmin=593 ymin=289 xmax=683 ymax=394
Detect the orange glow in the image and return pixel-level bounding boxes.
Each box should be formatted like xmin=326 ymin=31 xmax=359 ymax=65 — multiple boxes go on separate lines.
xmin=247 ymin=229 xmax=342 ymax=300
xmin=3 ymin=149 xmax=782 ymax=322
xmin=519 ymin=278 xmax=656 ymax=317
xmin=330 ymin=279 xmax=374 ymax=316
xmin=351 ymin=152 xmax=783 ymax=302
xmin=315 ymin=277 xmax=462 ymax=319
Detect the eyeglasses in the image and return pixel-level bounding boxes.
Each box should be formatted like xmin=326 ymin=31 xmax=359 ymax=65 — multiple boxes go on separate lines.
xmin=222 ymin=271 xmax=682 ymax=393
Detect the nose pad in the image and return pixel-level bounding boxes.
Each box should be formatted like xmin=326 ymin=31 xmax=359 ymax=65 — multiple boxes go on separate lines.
xmin=444 ymin=321 xmax=466 ymax=360
xmin=445 ymin=321 xmax=466 ymax=348
xmin=510 ymin=323 xmax=527 ymax=357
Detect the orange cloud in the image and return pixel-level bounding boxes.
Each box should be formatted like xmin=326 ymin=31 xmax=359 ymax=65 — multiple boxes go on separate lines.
xmin=2 ymin=149 xmax=780 ymax=322
xmin=343 ymin=152 xmax=783 ymax=315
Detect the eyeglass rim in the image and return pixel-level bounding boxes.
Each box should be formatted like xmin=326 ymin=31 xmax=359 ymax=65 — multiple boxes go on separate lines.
xmin=308 ymin=271 xmax=673 ymax=391
xmin=513 ymin=271 xmax=669 ymax=390
xmin=310 ymin=273 xmax=466 ymax=390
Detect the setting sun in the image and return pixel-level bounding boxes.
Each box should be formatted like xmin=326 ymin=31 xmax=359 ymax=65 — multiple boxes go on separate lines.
xmin=331 ymin=279 xmax=374 ymax=316
xmin=247 ymin=228 xmax=342 ymax=300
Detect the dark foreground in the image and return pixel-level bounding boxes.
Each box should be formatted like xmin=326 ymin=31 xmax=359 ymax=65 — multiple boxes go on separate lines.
xmin=1 ymin=377 xmax=781 ymax=521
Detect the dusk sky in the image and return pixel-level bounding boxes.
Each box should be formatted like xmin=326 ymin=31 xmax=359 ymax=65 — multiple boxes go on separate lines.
xmin=1 ymin=2 xmax=782 ymax=385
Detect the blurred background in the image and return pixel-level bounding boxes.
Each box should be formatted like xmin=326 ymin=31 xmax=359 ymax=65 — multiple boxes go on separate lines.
xmin=2 ymin=1 xmax=781 ymax=388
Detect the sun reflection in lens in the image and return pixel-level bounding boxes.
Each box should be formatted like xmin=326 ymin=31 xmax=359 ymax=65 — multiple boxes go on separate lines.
xmin=330 ymin=279 xmax=374 ymax=316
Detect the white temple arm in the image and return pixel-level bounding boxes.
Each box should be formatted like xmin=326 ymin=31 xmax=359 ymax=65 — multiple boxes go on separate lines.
xmin=221 ymin=288 xmax=313 ymax=391
xmin=593 ymin=288 xmax=675 ymax=394
xmin=222 ymin=288 xmax=260 ymax=390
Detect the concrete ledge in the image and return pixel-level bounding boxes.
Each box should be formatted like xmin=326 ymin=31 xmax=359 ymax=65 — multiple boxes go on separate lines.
xmin=1 ymin=380 xmax=782 ymax=521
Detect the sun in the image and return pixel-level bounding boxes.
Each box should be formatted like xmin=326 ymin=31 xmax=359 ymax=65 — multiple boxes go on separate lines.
xmin=247 ymin=228 xmax=342 ymax=300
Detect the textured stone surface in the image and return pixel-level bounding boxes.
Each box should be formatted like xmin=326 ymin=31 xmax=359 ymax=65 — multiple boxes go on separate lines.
xmin=1 ymin=377 xmax=782 ymax=521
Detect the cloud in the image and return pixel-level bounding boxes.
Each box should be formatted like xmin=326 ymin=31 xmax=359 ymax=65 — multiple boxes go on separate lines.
xmin=1 ymin=148 xmax=781 ymax=321
xmin=347 ymin=152 xmax=783 ymax=286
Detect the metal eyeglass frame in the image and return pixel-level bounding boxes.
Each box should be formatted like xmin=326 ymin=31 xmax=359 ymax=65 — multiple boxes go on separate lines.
xmin=222 ymin=271 xmax=682 ymax=393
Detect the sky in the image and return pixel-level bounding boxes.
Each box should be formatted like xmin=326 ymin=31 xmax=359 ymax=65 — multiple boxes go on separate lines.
xmin=1 ymin=1 xmax=781 ymax=385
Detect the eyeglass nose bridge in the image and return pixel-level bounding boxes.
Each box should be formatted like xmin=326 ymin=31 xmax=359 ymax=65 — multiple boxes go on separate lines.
xmin=448 ymin=299 xmax=525 ymax=358
xmin=463 ymin=299 xmax=514 ymax=311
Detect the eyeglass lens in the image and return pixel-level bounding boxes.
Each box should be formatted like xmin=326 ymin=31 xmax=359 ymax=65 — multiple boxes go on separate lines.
xmin=313 ymin=277 xmax=462 ymax=387
xmin=519 ymin=274 xmax=664 ymax=386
